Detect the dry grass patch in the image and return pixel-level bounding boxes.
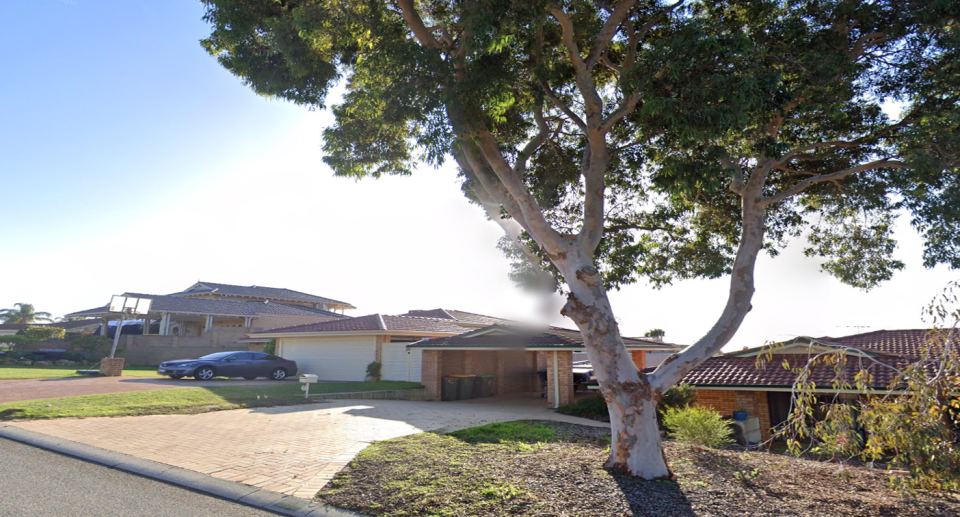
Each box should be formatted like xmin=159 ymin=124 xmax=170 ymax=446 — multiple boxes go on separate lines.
xmin=316 ymin=420 xmax=960 ymax=517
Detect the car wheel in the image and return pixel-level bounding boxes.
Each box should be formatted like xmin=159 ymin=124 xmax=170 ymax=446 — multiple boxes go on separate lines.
xmin=169 ymin=375 xmax=184 ymax=380
xmin=243 ymin=376 xmax=257 ymax=380
xmin=194 ymin=367 xmax=215 ymax=381
xmin=269 ymin=368 xmax=287 ymax=381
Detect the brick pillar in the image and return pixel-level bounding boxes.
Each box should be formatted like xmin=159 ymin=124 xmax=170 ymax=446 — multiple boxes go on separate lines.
xmin=630 ymin=350 xmax=647 ymax=370
xmin=755 ymin=392 xmax=772 ymax=442
xmin=100 ymin=357 xmax=125 ymax=376
xmin=422 ymin=351 xmax=443 ymax=401
xmin=545 ymin=351 xmax=574 ymax=407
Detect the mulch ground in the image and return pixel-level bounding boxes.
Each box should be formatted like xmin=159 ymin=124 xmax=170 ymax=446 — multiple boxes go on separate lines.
xmin=315 ymin=420 xmax=960 ymax=517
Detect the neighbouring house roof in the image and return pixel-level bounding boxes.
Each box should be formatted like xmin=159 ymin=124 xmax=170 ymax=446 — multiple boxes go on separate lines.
xmin=67 ymin=294 xmax=349 ymax=320
xmin=171 ymin=281 xmax=356 ymax=309
xmin=682 ymin=354 xmax=908 ymax=389
xmin=685 ymin=329 xmax=958 ymax=390
xmin=408 ymin=326 xmax=684 ymax=351
xmin=401 ymin=309 xmax=520 ymax=327
xmin=48 ymin=319 xmax=102 ymax=331
xmin=724 ymin=329 xmax=959 ymax=362
xmin=0 ymin=324 xmax=29 ymax=331
xmin=253 ymin=314 xmax=472 ymax=336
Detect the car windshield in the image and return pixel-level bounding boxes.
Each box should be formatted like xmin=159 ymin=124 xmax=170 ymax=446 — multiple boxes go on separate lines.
xmin=198 ymin=352 xmax=235 ymax=360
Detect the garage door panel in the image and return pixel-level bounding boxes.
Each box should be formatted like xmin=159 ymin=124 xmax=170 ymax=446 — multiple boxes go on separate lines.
xmin=381 ymin=343 xmax=421 ymax=382
xmin=280 ymin=338 xmax=376 ymax=381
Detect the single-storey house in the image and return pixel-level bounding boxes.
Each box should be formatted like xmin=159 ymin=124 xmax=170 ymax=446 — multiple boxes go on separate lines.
xmin=249 ymin=313 xmax=474 ymax=382
xmin=683 ymin=329 xmax=950 ymax=442
xmin=409 ymin=325 xmax=684 ymax=407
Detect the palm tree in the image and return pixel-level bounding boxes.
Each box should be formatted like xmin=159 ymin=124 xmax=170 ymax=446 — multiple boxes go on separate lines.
xmin=0 ymin=303 xmax=54 ymax=324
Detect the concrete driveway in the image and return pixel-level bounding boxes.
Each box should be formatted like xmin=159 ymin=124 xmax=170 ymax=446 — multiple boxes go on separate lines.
xmin=0 ymin=376 xmax=293 ymax=404
xmin=9 ymin=394 xmax=606 ymax=500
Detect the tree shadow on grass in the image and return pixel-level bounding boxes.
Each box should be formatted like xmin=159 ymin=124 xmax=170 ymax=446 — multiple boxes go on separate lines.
xmin=0 ymin=408 xmax=26 ymax=420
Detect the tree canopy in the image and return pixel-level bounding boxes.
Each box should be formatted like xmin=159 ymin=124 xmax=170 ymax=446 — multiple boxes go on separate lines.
xmin=202 ymin=0 xmax=960 ymax=478
xmin=202 ymin=0 xmax=959 ymax=293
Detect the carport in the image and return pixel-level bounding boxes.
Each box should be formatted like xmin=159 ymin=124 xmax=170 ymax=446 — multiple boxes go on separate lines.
xmin=409 ymin=326 xmax=682 ymax=407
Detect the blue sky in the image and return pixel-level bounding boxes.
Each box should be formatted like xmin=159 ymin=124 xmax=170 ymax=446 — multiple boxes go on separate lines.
xmin=1 ymin=0 xmax=957 ymax=349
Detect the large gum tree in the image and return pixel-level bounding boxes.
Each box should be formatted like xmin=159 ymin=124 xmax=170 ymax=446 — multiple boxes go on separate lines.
xmin=201 ymin=0 xmax=960 ymax=478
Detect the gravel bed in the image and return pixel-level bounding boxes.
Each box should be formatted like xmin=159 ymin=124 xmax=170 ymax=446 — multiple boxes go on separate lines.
xmin=315 ymin=420 xmax=960 ymax=516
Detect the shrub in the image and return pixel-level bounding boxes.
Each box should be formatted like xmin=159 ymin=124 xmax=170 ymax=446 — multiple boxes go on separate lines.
xmin=365 ymin=361 xmax=382 ymax=381
xmin=663 ymin=406 xmax=734 ymax=448
xmin=19 ymin=326 xmax=65 ymax=341
xmin=60 ymin=351 xmax=96 ymax=364
xmin=558 ymin=395 xmax=608 ymax=420
xmin=70 ymin=335 xmax=112 ymax=357
xmin=658 ymin=383 xmax=697 ymax=426
xmin=263 ymin=339 xmax=276 ymax=355
xmin=1 ymin=335 xmax=37 ymax=347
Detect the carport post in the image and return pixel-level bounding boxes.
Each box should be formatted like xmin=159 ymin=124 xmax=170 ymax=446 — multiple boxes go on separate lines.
xmin=552 ymin=351 xmax=560 ymax=409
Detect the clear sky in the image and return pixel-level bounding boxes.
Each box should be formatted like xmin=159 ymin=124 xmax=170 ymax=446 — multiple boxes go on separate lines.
xmin=1 ymin=1 xmax=956 ymax=351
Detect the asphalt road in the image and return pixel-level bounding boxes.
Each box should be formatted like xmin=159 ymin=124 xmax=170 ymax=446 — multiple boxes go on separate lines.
xmin=0 ymin=438 xmax=280 ymax=517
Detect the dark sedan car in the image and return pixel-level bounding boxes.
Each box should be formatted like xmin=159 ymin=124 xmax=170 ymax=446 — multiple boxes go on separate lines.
xmin=158 ymin=352 xmax=298 ymax=381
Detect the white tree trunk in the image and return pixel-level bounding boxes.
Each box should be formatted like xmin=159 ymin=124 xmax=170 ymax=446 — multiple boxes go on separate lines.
xmin=560 ymin=255 xmax=671 ymax=479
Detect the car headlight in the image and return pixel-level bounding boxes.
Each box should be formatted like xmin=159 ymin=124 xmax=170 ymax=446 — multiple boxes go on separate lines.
xmin=176 ymin=363 xmax=197 ymax=368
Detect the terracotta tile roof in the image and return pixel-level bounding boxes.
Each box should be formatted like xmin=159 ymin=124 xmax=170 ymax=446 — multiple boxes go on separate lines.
xmin=682 ymin=355 xmax=909 ymax=389
xmin=410 ymin=327 xmax=683 ymax=350
xmin=686 ymin=329 xmax=957 ymax=389
xmin=401 ymin=309 xmax=520 ymax=327
xmin=254 ymin=314 xmax=471 ymax=335
xmin=171 ymin=281 xmax=356 ymax=309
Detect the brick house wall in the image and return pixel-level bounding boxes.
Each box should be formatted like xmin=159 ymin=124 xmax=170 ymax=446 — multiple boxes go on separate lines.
xmin=694 ymin=388 xmax=773 ymax=442
xmin=421 ymin=349 xmax=538 ymax=400
xmin=422 ymin=350 xmax=443 ymax=401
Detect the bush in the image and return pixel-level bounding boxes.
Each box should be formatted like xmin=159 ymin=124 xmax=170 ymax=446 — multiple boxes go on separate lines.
xmin=557 ymin=395 xmax=608 ymax=419
xmin=366 ymin=361 xmax=382 ymax=381
xmin=658 ymin=383 xmax=697 ymax=426
xmin=60 ymin=351 xmax=96 ymax=364
xmin=19 ymin=326 xmax=65 ymax=341
xmin=70 ymin=335 xmax=112 ymax=356
xmin=1 ymin=335 xmax=37 ymax=347
xmin=663 ymin=406 xmax=734 ymax=448
xmin=263 ymin=339 xmax=276 ymax=355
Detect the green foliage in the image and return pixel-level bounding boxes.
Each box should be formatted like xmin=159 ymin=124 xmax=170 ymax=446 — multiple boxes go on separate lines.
xmin=200 ymin=0 xmax=960 ymax=294
xmin=662 ymin=406 xmax=734 ymax=449
xmin=660 ymin=383 xmax=697 ymax=412
xmin=644 ymin=329 xmax=666 ymax=339
xmin=365 ymin=361 xmax=382 ymax=381
xmin=768 ymin=281 xmax=960 ymax=491
xmin=263 ymin=339 xmax=276 ymax=355
xmin=19 ymin=326 xmax=65 ymax=341
xmin=70 ymin=336 xmax=112 ymax=357
xmin=0 ymin=303 xmax=53 ymax=324
xmin=1 ymin=335 xmax=36 ymax=347
xmin=557 ymin=395 xmax=609 ymax=419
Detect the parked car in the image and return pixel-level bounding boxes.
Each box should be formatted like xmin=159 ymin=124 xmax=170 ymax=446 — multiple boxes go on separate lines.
xmin=158 ymin=352 xmax=297 ymax=381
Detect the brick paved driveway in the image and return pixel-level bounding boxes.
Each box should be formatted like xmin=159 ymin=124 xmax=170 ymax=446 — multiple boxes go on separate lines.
xmin=0 ymin=376 xmax=289 ymax=404
xmin=10 ymin=394 xmax=606 ymax=499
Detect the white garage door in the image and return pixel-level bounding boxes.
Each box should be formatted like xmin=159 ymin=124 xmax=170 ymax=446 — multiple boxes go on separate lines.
xmin=381 ymin=342 xmax=422 ymax=382
xmin=280 ymin=337 xmax=376 ymax=381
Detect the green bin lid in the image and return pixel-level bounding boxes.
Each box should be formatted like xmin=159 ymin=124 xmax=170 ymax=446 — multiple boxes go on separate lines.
xmin=478 ymin=375 xmax=495 ymax=378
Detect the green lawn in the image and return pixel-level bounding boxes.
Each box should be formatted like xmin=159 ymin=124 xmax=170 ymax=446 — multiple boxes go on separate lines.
xmin=0 ymin=365 xmax=163 ymax=380
xmin=0 ymin=381 xmax=423 ymax=420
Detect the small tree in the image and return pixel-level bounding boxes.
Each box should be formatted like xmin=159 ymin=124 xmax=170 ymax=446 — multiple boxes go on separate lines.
xmin=766 ymin=281 xmax=960 ymax=491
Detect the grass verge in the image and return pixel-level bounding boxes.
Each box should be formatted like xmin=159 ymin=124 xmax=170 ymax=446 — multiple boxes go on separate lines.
xmin=316 ymin=420 xmax=960 ymax=517
xmin=0 ymin=381 xmax=422 ymax=420
xmin=0 ymin=365 xmax=163 ymax=380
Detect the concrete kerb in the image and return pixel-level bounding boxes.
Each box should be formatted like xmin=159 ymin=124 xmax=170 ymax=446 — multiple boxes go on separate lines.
xmin=0 ymin=423 xmax=367 ymax=517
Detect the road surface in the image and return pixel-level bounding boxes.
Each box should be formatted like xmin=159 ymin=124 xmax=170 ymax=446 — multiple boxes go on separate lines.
xmin=0 ymin=438 xmax=279 ymax=516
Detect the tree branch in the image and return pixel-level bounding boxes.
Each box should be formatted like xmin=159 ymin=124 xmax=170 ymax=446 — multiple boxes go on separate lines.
xmin=397 ymin=0 xmax=442 ymax=49
xmin=537 ymin=78 xmax=588 ymax=130
xmin=584 ymin=0 xmax=638 ymax=71
xmin=514 ymin=105 xmax=551 ymax=174
xmin=762 ymin=158 xmax=910 ymax=207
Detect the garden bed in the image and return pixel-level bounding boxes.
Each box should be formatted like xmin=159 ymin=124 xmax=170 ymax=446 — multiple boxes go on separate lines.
xmin=315 ymin=420 xmax=960 ymax=517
